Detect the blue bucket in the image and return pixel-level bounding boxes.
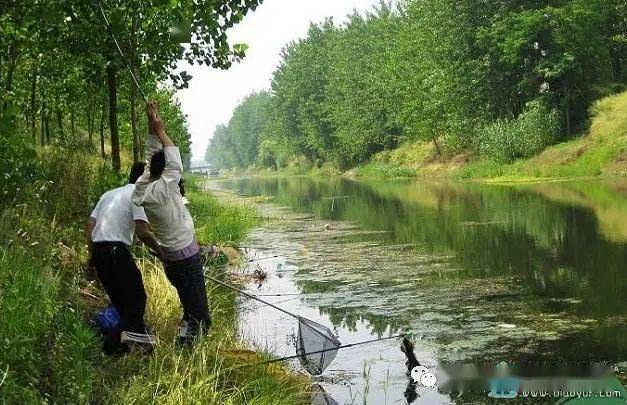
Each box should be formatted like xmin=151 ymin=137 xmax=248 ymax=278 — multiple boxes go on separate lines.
xmin=95 ymin=305 xmax=120 ymax=334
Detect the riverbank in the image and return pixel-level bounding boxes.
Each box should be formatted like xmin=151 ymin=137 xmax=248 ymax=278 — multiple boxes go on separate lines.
xmin=0 ymin=147 xmax=309 ymax=403
xmin=352 ymin=91 xmax=627 ymax=181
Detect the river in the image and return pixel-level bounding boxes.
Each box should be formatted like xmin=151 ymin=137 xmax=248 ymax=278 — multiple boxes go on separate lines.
xmin=208 ymin=176 xmax=627 ymax=404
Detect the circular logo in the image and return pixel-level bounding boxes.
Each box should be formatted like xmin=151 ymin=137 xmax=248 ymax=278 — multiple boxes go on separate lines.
xmin=411 ymin=366 xmax=437 ymax=387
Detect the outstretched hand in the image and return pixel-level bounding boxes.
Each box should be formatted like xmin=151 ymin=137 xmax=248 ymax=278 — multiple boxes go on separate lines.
xmin=145 ymin=101 xmax=158 ymax=120
xmin=145 ymin=101 xmax=174 ymax=147
xmin=146 ymin=101 xmax=165 ymax=135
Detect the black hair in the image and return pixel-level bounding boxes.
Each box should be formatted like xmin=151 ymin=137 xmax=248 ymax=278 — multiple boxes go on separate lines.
xmin=129 ymin=162 xmax=146 ymax=184
xmin=150 ymin=150 xmax=166 ymax=178
xmin=178 ymin=178 xmax=186 ymax=196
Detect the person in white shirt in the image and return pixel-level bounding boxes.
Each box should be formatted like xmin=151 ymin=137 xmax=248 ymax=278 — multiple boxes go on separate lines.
xmin=87 ymin=162 xmax=162 ymax=354
xmin=132 ymin=102 xmax=210 ymax=344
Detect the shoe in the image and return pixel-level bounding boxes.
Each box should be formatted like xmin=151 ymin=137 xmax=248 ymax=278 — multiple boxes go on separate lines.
xmin=121 ymin=331 xmax=157 ymax=354
xmin=177 ymin=320 xmax=194 ymax=346
xmin=176 ymin=320 xmax=212 ymax=346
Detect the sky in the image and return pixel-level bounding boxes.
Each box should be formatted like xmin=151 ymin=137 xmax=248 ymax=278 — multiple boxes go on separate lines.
xmin=175 ymin=0 xmax=383 ymax=161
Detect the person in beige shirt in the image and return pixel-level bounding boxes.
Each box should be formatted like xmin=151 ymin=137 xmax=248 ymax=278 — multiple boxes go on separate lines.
xmin=133 ymin=102 xmax=210 ymax=344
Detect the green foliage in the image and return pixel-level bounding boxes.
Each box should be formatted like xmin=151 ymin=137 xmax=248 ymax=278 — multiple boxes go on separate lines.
xmin=48 ymin=310 xmax=99 ymax=403
xmin=0 ymin=244 xmax=59 ymax=403
xmin=353 ymin=163 xmax=416 ymax=178
xmin=475 ymin=100 xmax=561 ymax=163
xmin=90 ymin=165 xmax=127 ymax=207
xmin=0 ymin=0 xmax=263 ymax=168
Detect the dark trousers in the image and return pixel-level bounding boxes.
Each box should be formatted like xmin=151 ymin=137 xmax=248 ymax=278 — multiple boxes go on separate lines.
xmin=163 ymin=253 xmax=211 ymax=336
xmin=93 ymin=242 xmax=147 ymax=352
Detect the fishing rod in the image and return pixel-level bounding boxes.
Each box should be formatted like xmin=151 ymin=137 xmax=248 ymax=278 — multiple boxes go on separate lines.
xmin=96 ymin=0 xmax=148 ymax=102
xmin=220 ymin=244 xmax=273 ymax=251
xmin=243 ymin=333 xmax=406 ymax=369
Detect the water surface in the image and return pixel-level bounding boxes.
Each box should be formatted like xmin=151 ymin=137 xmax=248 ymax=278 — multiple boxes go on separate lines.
xmin=211 ymin=177 xmax=627 ymax=404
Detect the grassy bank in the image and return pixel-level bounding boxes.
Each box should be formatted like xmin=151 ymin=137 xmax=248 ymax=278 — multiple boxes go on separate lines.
xmin=0 ymin=146 xmax=308 ymax=403
xmin=351 ymin=91 xmax=627 ymax=181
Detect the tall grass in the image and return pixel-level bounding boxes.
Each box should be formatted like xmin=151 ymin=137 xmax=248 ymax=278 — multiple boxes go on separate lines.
xmin=98 ymin=257 xmax=308 ymax=404
xmin=0 ymin=205 xmax=98 ymax=403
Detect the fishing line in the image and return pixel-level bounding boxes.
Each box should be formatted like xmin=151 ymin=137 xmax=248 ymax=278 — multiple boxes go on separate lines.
xmin=220 ymin=244 xmax=274 ymax=251
xmin=206 ymin=275 xmax=300 ymax=318
xmin=241 ymin=334 xmax=406 ymax=369
xmin=96 ymin=0 xmax=148 ymax=102
xmin=245 ymin=255 xmax=279 ymax=263
xmin=240 ymin=296 xmax=301 ymax=313
xmin=253 ymin=293 xmax=301 ymax=297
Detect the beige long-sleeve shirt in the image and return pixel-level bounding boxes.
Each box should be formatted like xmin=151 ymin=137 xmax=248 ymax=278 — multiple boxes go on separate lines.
xmin=132 ymin=134 xmax=195 ymax=252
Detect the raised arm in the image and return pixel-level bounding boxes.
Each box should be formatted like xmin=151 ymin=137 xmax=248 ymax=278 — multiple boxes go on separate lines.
xmin=146 ymin=102 xmax=182 ymax=184
xmin=133 ymin=102 xmax=173 ymax=206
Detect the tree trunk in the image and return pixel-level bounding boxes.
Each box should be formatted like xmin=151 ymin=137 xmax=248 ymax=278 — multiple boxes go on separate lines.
xmin=45 ymin=113 xmax=51 ymax=144
xmin=88 ymin=96 xmax=96 ymax=145
xmin=107 ymin=66 xmax=121 ymax=171
xmin=87 ymin=101 xmax=93 ymax=144
xmin=564 ymin=82 xmax=571 ymax=137
xmin=100 ymin=95 xmax=106 ymax=159
xmin=40 ymin=101 xmax=45 ymax=146
xmin=30 ymin=67 xmax=37 ymax=143
xmin=131 ymin=86 xmax=141 ymax=162
xmin=91 ymin=103 xmax=97 ymax=146
xmin=56 ymin=108 xmax=64 ymax=139
xmin=2 ymin=42 xmax=19 ymax=112
xmin=70 ymin=107 xmax=75 ymax=137
xmin=432 ymin=136 xmax=442 ymax=156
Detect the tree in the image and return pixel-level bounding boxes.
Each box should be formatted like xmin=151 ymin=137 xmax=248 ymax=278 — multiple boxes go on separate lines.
xmin=0 ymin=0 xmax=263 ymax=172
xmin=206 ymin=92 xmax=273 ymax=168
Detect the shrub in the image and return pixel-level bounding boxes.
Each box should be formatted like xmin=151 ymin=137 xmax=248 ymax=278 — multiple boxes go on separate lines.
xmin=475 ymin=100 xmax=560 ymax=163
xmin=0 ymin=130 xmax=41 ymax=209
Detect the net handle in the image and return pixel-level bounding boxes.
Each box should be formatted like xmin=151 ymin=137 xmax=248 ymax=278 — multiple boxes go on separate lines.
xmin=242 ymin=333 xmax=406 ymax=369
xmin=205 ymin=274 xmax=300 ymax=319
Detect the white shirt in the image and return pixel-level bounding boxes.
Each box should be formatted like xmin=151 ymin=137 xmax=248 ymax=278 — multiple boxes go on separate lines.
xmin=90 ymin=184 xmax=148 ymax=246
xmin=132 ymin=136 xmax=195 ymax=251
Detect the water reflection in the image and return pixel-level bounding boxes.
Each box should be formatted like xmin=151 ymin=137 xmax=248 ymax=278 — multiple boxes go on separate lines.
xmin=221 ymin=177 xmax=626 ymax=362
